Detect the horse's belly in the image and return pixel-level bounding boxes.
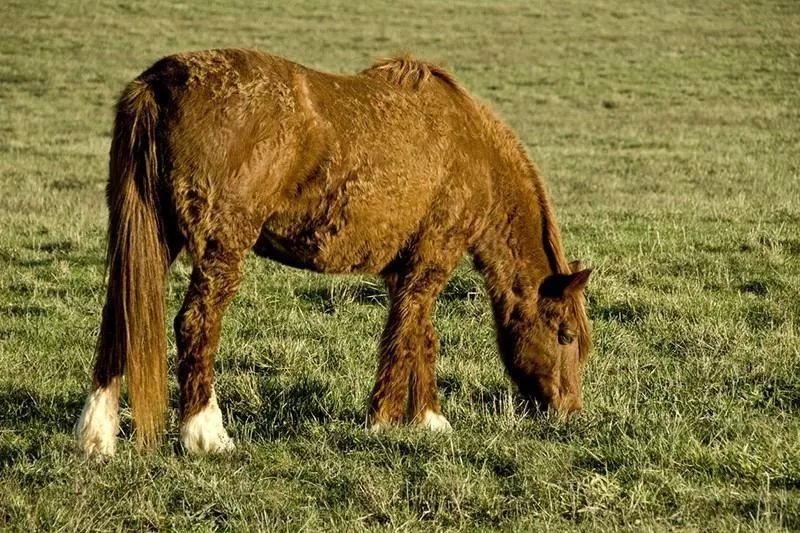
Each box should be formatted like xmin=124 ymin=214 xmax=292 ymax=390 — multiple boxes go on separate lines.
xmin=253 ymin=215 xmax=410 ymax=274
xmin=252 ymin=146 xmax=442 ymax=274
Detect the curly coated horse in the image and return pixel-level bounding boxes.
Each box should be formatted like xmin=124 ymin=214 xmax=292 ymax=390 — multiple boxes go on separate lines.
xmin=75 ymin=49 xmax=592 ymax=458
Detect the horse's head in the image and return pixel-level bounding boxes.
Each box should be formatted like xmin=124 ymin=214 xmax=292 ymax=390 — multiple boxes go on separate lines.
xmin=500 ymin=263 xmax=592 ymax=416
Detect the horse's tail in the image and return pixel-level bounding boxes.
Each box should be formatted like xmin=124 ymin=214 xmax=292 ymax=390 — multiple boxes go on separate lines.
xmin=94 ymin=78 xmax=169 ymax=449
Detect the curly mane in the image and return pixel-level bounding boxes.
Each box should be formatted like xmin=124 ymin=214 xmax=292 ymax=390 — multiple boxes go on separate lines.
xmin=363 ymin=54 xmax=465 ymax=94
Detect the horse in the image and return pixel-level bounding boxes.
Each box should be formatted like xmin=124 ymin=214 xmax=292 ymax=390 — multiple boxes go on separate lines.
xmin=74 ymin=49 xmax=592 ymax=458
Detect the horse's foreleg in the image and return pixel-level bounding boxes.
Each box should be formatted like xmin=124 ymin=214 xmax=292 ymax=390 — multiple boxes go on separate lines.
xmin=407 ymin=319 xmax=451 ymax=431
xmin=175 ymin=243 xmax=245 ymax=453
xmin=368 ymin=254 xmax=458 ymax=431
xmin=367 ymin=297 xmax=420 ymax=429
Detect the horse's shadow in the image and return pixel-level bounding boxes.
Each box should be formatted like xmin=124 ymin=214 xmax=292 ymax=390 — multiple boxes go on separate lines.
xmin=223 ymin=372 xmax=478 ymax=441
xmin=0 ymin=386 xmax=83 ymax=434
xmin=223 ymin=374 xmax=364 ymax=441
xmin=3 ymin=277 xmax=491 ymax=452
xmin=292 ymin=275 xmax=486 ymax=314
xmin=0 ymin=386 xmax=86 ymax=464
xmin=293 ymin=281 xmax=387 ymax=313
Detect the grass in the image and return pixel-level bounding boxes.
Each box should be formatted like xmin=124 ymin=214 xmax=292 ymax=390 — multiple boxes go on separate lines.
xmin=1 ymin=0 xmax=799 ymax=529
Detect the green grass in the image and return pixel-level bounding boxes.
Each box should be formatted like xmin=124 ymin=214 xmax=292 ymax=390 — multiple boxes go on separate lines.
xmin=1 ymin=0 xmax=799 ymax=529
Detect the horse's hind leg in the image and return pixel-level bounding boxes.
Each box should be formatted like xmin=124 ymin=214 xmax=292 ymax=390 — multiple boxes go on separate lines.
xmin=369 ymin=247 xmax=460 ymax=431
xmin=75 ymin=238 xmax=183 ymax=459
xmin=74 ymin=374 xmax=121 ymax=459
xmin=175 ymin=241 xmax=246 ymax=453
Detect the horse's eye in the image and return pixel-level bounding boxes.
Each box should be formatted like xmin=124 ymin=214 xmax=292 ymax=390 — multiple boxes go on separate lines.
xmin=557 ymin=331 xmax=575 ymax=345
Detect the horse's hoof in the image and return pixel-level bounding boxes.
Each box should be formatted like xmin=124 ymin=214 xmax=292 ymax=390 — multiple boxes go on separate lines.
xmin=181 ymin=418 xmax=235 ymax=454
xmin=368 ymin=420 xmax=389 ymax=432
xmin=180 ymin=393 xmax=235 ymax=454
xmin=75 ymin=387 xmax=119 ymax=460
xmin=77 ymin=433 xmax=117 ymax=461
xmin=420 ymin=410 xmax=452 ymax=432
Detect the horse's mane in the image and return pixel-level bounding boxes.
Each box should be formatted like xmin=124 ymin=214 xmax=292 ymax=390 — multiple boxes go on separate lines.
xmin=364 ymin=54 xmax=465 ymax=95
xmin=531 ymin=170 xmax=570 ymax=275
xmin=525 ymin=157 xmax=593 ymax=363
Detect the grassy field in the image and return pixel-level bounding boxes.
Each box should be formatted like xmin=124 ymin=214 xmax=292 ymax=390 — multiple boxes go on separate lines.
xmin=1 ymin=0 xmax=799 ymax=529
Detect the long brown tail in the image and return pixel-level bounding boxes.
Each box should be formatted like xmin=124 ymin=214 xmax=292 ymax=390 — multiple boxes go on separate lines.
xmin=93 ymin=78 xmax=168 ymax=449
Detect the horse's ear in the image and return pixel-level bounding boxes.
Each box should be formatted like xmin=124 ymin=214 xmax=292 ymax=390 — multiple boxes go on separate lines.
xmin=567 ymin=268 xmax=592 ymax=293
xmin=568 ymin=260 xmax=583 ymax=273
xmin=539 ymin=269 xmax=592 ymax=298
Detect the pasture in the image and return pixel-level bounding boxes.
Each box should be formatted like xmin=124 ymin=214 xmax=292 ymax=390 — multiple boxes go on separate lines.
xmin=1 ymin=0 xmax=798 ymax=529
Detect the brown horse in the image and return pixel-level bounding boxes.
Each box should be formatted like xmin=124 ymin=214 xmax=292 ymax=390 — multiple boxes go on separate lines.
xmin=74 ymin=49 xmax=592 ymax=458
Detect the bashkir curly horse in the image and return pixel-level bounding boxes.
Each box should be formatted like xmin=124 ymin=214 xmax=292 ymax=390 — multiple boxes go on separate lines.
xmin=75 ymin=49 xmax=592 ymax=457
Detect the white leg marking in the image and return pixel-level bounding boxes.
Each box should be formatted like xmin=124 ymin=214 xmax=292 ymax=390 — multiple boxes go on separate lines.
xmin=75 ymin=384 xmax=119 ymax=459
xmin=420 ymin=409 xmax=452 ymax=432
xmin=180 ymin=389 xmax=235 ymax=454
xmin=369 ymin=419 xmax=389 ymax=433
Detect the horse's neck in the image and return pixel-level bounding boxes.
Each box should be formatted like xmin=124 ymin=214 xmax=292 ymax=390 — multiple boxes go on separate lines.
xmin=472 ymin=154 xmax=562 ymax=325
